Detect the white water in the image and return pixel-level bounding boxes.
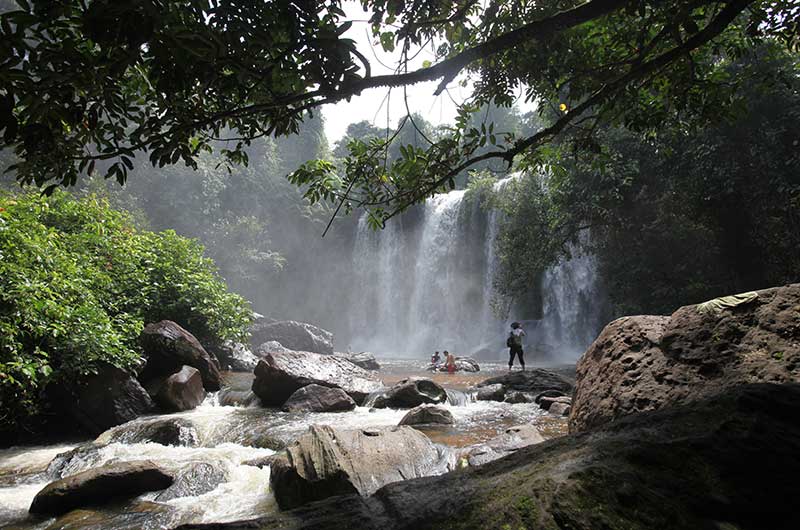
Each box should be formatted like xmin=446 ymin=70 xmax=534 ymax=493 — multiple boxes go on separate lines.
xmin=349 ymin=173 xmax=605 ymax=360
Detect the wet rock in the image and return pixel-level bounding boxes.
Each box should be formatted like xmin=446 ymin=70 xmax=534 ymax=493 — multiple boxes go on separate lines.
xmin=206 ymin=340 xmax=259 ymax=372
xmin=29 ymin=461 xmax=173 ymax=515
xmin=269 ymin=425 xmax=450 ymax=510
xmin=251 ymin=351 xmax=382 ymax=406
xmin=180 ymin=384 xmax=800 ymax=530
xmin=503 ymin=391 xmax=535 ymax=404
xmin=464 ymin=424 xmax=545 ymax=466
xmin=398 ymin=405 xmax=454 ymax=426
xmin=151 ymin=365 xmax=206 ymax=412
xmin=428 ymin=357 xmax=480 ymax=372
xmin=155 ymin=463 xmax=227 ymax=501
xmin=46 ymin=500 xmax=174 ymax=530
xmin=475 ymin=383 xmax=506 ymax=402
xmin=538 ymin=395 xmax=572 ymax=411
xmin=368 ymin=378 xmax=447 ymax=409
xmin=46 ymin=444 xmax=106 ymax=479
xmin=334 ymin=351 xmax=381 ymax=371
xmin=534 ymin=389 xmax=567 ymax=404
xmin=570 ymin=283 xmax=800 ymax=433
xmin=477 ymin=368 xmax=574 ymax=397
xmin=242 ymin=455 xmax=277 ymax=469
xmin=282 ymin=384 xmax=356 ymax=413
xmin=250 ymin=320 xmax=334 ymax=355
xmin=98 ymin=417 xmax=199 ymax=447
xmin=549 ymin=402 xmax=571 ymax=416
xmin=139 ymin=320 xmax=222 ymax=391
xmin=218 ymin=388 xmax=261 ymax=407
xmin=47 ymin=363 xmax=154 ymax=436
xmin=255 ymin=340 xmax=294 ymax=356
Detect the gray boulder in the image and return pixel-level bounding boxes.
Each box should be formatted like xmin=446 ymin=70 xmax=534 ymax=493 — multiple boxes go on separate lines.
xmin=139 ymin=320 xmax=222 ymax=391
xmin=334 ymin=351 xmax=381 ymax=371
xmin=269 ymin=425 xmax=450 ymax=510
xmin=464 ymin=424 xmax=545 ymax=466
xmin=255 ymin=340 xmax=294 ymax=356
xmin=398 ymin=405 xmax=454 ymax=426
xmin=206 ymin=340 xmax=259 ymax=372
xmin=251 ymin=351 xmax=383 ymax=406
xmin=97 ymin=417 xmax=199 ymax=447
xmin=48 ymin=363 xmax=154 ymax=436
xmin=29 ymin=461 xmax=173 ymax=515
xmin=282 ymin=384 xmax=356 ymax=413
xmin=475 ymin=383 xmax=506 ymax=402
xmin=367 ymin=378 xmax=447 ymax=409
xmin=250 ymin=320 xmax=334 ymax=355
xmin=539 ymin=395 xmax=572 ymax=411
xmin=549 ymin=402 xmax=571 ymax=416
xmin=503 ymin=391 xmax=535 ymax=404
xmin=150 ymin=365 xmax=206 ymax=412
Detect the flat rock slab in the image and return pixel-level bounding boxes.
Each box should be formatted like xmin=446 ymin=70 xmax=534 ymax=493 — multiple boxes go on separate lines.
xmin=29 ymin=461 xmax=173 ymax=515
xmin=269 ymin=425 xmax=450 ymax=510
xmin=252 ymin=352 xmax=382 ymax=406
xmin=477 ymin=368 xmax=574 ymax=396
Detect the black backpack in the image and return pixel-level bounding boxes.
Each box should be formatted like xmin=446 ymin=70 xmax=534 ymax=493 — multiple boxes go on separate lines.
xmin=506 ymin=334 xmax=514 ymax=347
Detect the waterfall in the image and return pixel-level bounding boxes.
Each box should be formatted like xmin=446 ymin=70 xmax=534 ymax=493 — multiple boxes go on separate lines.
xmin=348 ymin=174 xmax=604 ymax=360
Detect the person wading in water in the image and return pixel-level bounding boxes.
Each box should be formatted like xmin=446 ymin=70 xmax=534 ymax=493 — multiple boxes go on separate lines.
xmin=445 ymin=350 xmax=456 ymax=373
xmin=507 ymin=322 xmax=526 ymax=371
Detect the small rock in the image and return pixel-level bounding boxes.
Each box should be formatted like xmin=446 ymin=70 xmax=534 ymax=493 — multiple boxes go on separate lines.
xmin=475 ymin=383 xmax=506 ymax=402
xmin=504 ymin=391 xmax=535 ymax=404
xmin=538 ymin=395 xmax=572 ymax=411
xmin=154 ymin=365 xmax=206 ymax=412
xmin=549 ymin=402 xmax=571 ymax=416
xmin=398 ymin=405 xmax=454 ymax=426
xmin=155 ymin=463 xmax=226 ymax=501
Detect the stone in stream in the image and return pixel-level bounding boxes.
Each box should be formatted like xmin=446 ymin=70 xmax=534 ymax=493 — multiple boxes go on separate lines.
xmin=205 ymin=340 xmax=260 ymax=372
xmin=46 ymin=363 xmax=155 ymax=436
xmin=29 ymin=461 xmax=173 ymax=515
xmin=177 ymin=384 xmax=800 ymax=530
xmin=367 ymin=377 xmax=447 ymax=409
xmin=249 ymin=319 xmax=334 ymax=355
xmin=334 ymin=351 xmax=381 ymax=371
xmin=251 ymin=351 xmax=383 ymax=406
xmin=398 ymin=405 xmax=454 ymax=426
xmin=155 ymin=463 xmax=227 ymax=502
xmin=503 ymin=391 xmax=535 ymax=404
xmin=464 ymin=424 xmax=545 ymax=467
xmin=269 ymin=425 xmax=451 ymax=510
xmin=476 ymin=368 xmax=574 ymax=399
xmin=282 ymin=384 xmax=356 ymax=413
xmin=570 ymin=283 xmax=800 ymax=433
xmin=475 ymin=383 xmax=506 ymax=402
xmin=149 ymin=365 xmax=206 ymax=412
xmin=139 ymin=320 xmax=222 ymax=391
xmin=538 ymin=395 xmax=572 ymax=411
xmin=98 ymin=417 xmax=199 ymax=447
xmin=549 ymin=402 xmax=571 ymax=416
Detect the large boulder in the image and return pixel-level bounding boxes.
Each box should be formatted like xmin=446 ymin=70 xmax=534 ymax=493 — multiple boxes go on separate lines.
xmin=282 ymin=384 xmax=356 ymax=413
xmin=570 ymin=283 xmax=800 ymax=432
xmin=155 ymin=463 xmax=227 ymax=502
xmin=177 ymin=384 xmax=800 ymax=530
xmin=139 ymin=320 xmax=222 ymax=391
xmin=47 ymin=364 xmax=154 ymax=435
xmin=476 ymin=368 xmax=574 ymax=399
xmin=150 ymin=365 xmax=206 ymax=412
xmin=367 ymin=378 xmax=447 ymax=409
xmin=475 ymin=383 xmax=506 ymax=401
xmin=205 ymin=340 xmax=259 ymax=372
xmin=269 ymin=425 xmax=451 ymax=510
xmin=255 ymin=340 xmax=294 ymax=356
xmin=334 ymin=351 xmax=381 ymax=371
xmin=251 ymin=351 xmax=383 ymax=406
xmin=250 ymin=320 xmax=334 ymax=355
xmin=29 ymin=461 xmax=173 ymax=515
xmin=398 ymin=405 xmax=454 ymax=426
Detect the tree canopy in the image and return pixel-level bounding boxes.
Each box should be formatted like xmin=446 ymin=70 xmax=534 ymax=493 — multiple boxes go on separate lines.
xmin=0 ymin=0 xmax=797 ymax=224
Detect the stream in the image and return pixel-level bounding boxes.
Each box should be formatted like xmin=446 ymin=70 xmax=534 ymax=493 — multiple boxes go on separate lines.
xmin=0 ymin=360 xmax=566 ymax=529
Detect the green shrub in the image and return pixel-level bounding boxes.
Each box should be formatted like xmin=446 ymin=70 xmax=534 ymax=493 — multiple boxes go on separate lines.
xmin=0 ymin=191 xmax=251 ymax=431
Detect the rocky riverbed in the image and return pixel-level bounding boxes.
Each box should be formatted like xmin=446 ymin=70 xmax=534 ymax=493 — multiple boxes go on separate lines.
xmin=0 ymin=360 xmax=568 ymax=529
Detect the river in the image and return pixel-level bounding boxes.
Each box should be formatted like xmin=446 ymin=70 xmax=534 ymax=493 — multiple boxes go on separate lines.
xmin=0 ymin=360 xmax=568 ymax=529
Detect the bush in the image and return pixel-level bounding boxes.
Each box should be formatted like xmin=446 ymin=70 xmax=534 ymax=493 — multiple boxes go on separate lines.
xmin=0 ymin=191 xmax=251 ymax=431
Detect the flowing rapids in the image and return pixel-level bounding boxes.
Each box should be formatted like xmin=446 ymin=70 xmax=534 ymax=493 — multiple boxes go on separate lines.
xmin=0 ymin=361 xmax=562 ymax=529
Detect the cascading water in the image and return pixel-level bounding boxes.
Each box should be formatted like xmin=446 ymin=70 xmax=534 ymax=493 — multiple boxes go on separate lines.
xmin=348 ymin=173 xmax=605 ymax=360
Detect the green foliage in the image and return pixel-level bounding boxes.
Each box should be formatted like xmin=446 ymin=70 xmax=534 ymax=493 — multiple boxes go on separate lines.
xmin=0 ymin=191 xmax=250 ymax=430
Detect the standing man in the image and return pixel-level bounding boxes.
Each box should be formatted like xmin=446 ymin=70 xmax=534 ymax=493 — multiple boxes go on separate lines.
xmin=507 ymin=322 xmax=526 ymax=371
